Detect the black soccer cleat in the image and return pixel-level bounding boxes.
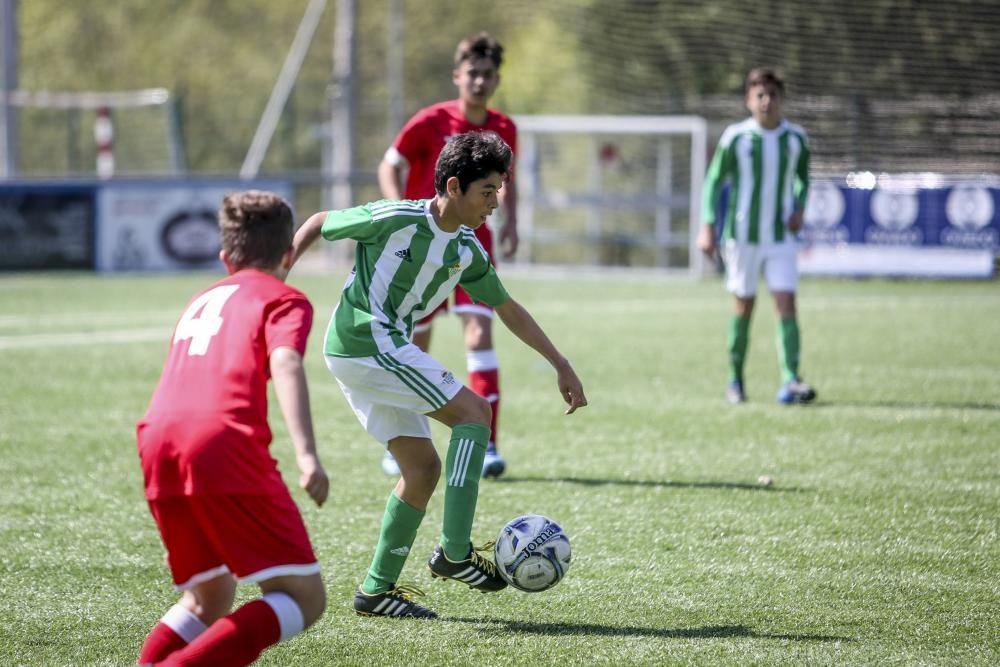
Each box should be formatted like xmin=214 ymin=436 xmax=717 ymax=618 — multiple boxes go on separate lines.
xmin=353 ymin=584 xmax=438 ymax=619
xmin=428 ymin=542 xmax=508 ymax=592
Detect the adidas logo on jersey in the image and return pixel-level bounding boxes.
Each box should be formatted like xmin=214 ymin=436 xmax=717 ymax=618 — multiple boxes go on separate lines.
xmin=394 ymin=248 xmax=412 ymax=262
xmin=390 ymin=546 xmax=410 ymax=556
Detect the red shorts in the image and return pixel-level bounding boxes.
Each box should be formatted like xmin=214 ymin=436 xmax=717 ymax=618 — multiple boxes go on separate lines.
xmin=415 ymin=223 xmax=495 ymax=330
xmin=147 ymin=492 xmax=319 ymax=590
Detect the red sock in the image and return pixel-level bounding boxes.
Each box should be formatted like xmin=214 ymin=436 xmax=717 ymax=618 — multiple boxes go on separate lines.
xmin=469 ymin=368 xmax=500 ymax=447
xmin=159 ymin=600 xmax=280 ymax=667
xmin=138 ymin=623 xmax=188 ymax=664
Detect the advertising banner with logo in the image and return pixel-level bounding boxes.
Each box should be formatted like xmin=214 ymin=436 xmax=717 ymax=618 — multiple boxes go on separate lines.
xmin=96 ymin=180 xmax=293 ymax=273
xmin=0 ymin=184 xmax=96 ymax=270
xmin=799 ymin=180 xmax=998 ymax=278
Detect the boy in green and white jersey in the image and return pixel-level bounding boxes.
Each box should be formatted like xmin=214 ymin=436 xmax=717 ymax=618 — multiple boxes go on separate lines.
xmin=698 ymin=68 xmax=817 ymax=405
xmin=290 ymin=131 xmax=588 ymax=618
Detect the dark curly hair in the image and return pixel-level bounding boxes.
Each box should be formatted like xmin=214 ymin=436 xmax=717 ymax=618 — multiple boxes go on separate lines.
xmin=433 ymin=131 xmax=512 ymax=196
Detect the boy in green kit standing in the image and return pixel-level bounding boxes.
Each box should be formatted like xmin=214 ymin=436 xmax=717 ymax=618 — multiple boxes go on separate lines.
xmin=699 ymin=68 xmax=818 ymax=405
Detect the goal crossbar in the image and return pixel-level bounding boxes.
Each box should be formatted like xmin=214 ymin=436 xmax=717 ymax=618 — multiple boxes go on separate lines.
xmin=2 ymin=88 xmax=170 ymax=110
xmin=512 ymin=114 xmax=707 ymax=275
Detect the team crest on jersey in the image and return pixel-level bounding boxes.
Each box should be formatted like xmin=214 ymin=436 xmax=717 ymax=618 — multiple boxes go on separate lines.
xmin=440 ymin=371 xmax=456 ymax=385
xmin=447 ymin=262 xmax=461 ymax=276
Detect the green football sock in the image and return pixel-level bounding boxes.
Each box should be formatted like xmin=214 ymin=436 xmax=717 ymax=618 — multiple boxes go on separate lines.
xmin=440 ymin=422 xmax=489 ymax=561
xmin=777 ymin=317 xmax=801 ymax=382
xmin=361 ymin=493 xmax=425 ymax=595
xmin=728 ymin=315 xmax=751 ymax=383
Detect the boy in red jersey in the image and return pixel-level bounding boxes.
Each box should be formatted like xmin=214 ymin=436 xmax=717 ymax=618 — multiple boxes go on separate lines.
xmin=376 ymin=32 xmax=517 ymax=479
xmin=135 ymin=191 xmax=328 ymax=666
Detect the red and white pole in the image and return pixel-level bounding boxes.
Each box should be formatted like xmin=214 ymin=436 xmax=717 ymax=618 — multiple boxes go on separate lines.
xmin=94 ymin=106 xmax=114 ymax=179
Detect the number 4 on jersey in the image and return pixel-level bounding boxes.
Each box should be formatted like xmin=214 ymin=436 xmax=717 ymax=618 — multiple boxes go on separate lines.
xmin=173 ymin=285 xmax=240 ymax=356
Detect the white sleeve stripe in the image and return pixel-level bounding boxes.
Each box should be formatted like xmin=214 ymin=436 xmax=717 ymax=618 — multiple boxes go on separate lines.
xmin=383 ymin=146 xmax=408 ymax=168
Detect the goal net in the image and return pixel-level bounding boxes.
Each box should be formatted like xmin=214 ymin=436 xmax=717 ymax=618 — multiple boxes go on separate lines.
xmin=512 ymin=115 xmax=706 ymax=275
xmin=7 ymin=88 xmax=183 ymax=177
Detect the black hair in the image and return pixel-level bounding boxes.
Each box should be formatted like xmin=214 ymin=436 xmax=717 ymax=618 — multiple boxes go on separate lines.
xmin=433 ymin=131 xmax=512 ymax=195
xmin=746 ymin=68 xmax=786 ymax=95
xmin=454 ymin=32 xmax=504 ymax=69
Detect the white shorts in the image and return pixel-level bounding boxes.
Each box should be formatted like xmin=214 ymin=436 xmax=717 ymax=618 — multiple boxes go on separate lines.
xmin=723 ymin=240 xmax=799 ymax=298
xmin=324 ymin=344 xmax=464 ymax=444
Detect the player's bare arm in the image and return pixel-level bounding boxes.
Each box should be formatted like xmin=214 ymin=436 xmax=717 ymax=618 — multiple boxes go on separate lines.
xmin=289 ymin=212 xmax=328 ymax=267
xmin=698 ymin=223 xmax=718 ymax=258
xmin=494 ymin=298 xmax=588 ymax=414
xmin=498 ymin=176 xmax=519 ymax=258
xmin=377 ymin=159 xmax=405 ymax=199
xmin=270 ymin=346 xmax=329 ymax=506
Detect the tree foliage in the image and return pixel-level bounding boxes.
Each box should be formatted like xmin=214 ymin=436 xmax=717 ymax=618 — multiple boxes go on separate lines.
xmin=15 ymin=0 xmax=1000 ymax=177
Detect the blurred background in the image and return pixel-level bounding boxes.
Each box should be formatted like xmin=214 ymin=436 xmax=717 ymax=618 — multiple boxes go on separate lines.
xmin=3 ymin=0 xmax=999 ymax=274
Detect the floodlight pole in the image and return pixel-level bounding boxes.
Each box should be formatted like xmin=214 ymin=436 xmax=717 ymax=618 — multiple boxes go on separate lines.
xmin=0 ymin=0 xmax=18 ymax=179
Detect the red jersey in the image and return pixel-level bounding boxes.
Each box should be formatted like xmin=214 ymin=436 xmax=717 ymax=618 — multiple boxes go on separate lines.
xmin=393 ymin=100 xmax=517 ymax=199
xmin=138 ymin=269 xmax=313 ymax=499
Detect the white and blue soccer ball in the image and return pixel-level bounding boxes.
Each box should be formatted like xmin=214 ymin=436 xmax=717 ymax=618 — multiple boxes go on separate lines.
xmin=494 ymin=514 xmax=571 ymax=592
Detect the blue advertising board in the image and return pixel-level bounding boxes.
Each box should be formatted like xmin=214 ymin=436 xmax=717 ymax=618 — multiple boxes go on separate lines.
xmin=797 ymin=180 xmax=997 ymax=277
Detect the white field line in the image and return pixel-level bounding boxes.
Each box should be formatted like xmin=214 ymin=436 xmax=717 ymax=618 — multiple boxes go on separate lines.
xmin=0 ymin=327 xmax=169 ymax=350
xmin=0 ymin=310 xmax=176 ymax=329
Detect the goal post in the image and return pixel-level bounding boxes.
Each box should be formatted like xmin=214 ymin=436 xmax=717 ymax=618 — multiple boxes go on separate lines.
xmin=3 ymin=87 xmax=185 ymax=177
xmin=512 ymin=114 xmax=707 ymax=275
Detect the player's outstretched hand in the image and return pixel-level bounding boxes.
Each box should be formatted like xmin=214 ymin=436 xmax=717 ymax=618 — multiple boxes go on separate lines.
xmin=499 ymin=221 xmax=520 ymax=259
xmin=297 ymin=454 xmax=329 ymax=507
xmin=786 ymin=209 xmax=804 ymax=233
xmin=556 ymin=363 xmax=588 ymax=415
xmin=697 ymin=224 xmax=718 ymax=259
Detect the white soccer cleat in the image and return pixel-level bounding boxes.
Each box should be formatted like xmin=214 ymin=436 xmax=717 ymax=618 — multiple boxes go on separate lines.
xmin=481 ymin=446 xmax=506 ymax=478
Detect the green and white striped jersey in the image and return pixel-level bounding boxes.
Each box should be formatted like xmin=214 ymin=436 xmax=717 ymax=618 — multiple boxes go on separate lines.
xmin=320 ymin=199 xmax=509 ymax=357
xmin=702 ymin=118 xmax=810 ymax=245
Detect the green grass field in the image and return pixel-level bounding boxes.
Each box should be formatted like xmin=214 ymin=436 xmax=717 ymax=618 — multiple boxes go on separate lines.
xmin=1 ymin=270 xmax=998 ymax=665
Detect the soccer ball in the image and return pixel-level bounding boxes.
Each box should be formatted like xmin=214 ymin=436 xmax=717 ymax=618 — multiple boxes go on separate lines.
xmin=494 ymin=514 xmax=571 ymax=592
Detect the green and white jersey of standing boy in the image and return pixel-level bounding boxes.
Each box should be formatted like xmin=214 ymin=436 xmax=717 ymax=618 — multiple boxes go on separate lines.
xmin=702 ymin=117 xmax=810 ymax=245
xmin=319 ymin=198 xmax=509 ymax=358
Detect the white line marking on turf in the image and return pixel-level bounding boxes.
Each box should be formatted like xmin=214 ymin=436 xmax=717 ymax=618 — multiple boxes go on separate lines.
xmin=0 ymin=327 xmax=168 ymax=350
xmin=0 ymin=310 xmax=176 ymax=329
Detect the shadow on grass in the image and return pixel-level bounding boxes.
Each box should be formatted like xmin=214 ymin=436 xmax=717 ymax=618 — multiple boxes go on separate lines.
xmin=446 ymin=617 xmax=851 ymax=642
xmin=812 ymin=399 xmax=1000 ymax=412
xmin=493 ymin=476 xmax=805 ymax=493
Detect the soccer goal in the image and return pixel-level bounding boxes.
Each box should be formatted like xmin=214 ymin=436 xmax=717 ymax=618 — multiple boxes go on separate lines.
xmin=5 ymin=88 xmax=184 ymax=177
xmin=512 ymin=115 xmax=707 ymax=275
